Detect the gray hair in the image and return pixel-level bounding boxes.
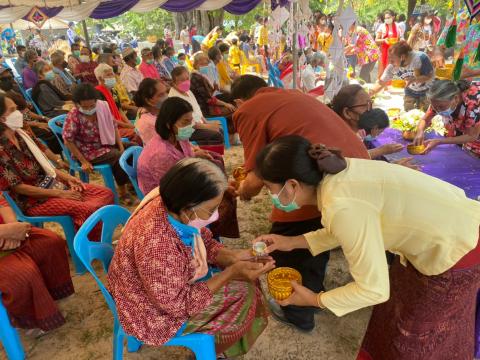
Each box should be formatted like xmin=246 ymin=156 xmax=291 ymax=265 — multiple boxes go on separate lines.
xmin=307 ymin=51 xmax=327 ymax=66
xmin=94 ymin=63 xmax=113 ymax=81
xmin=33 ymin=60 xmax=49 ymax=76
xmin=427 ymin=80 xmax=470 ymax=101
xmin=50 ymin=51 xmax=64 ymax=66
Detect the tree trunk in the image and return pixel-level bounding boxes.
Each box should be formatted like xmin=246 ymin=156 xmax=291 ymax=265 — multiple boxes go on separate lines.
xmin=407 ymin=0 xmax=417 ymax=19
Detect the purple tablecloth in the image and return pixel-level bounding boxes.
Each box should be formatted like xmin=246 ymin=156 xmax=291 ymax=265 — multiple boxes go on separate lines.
xmin=373 ymin=128 xmax=480 ymax=200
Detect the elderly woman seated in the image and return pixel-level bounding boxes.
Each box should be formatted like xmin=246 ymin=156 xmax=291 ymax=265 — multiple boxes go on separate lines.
xmin=0 ymin=205 xmax=74 ymax=337
xmin=108 ymin=158 xmax=273 ymax=358
xmin=94 ymin=63 xmax=139 ymax=144
xmin=0 ymin=94 xmax=113 ymax=237
xmin=169 ymin=65 xmax=225 ymax=146
xmin=330 ymin=84 xmax=405 ymax=160
xmin=62 ymin=83 xmax=134 ymax=204
xmin=32 ymin=60 xmax=73 ymax=118
xmin=133 ymin=78 xmax=168 ymax=145
xmin=138 ymin=97 xmax=239 ymax=238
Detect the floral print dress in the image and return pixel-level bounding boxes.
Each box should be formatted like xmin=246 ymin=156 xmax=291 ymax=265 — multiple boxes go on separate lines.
xmin=348 ymin=26 xmax=380 ymax=66
xmin=446 ymin=84 xmax=480 ymax=156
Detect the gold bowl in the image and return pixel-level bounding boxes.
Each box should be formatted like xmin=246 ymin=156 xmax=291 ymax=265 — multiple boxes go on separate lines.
xmin=267 ymin=267 xmax=302 ymax=301
xmin=391 ymin=79 xmax=406 ymax=88
xmin=387 ymin=38 xmax=399 ymax=45
xmin=407 ymin=144 xmax=426 ymax=155
xmin=387 ymin=108 xmax=401 ymax=118
xmin=435 ymin=66 xmax=454 ymax=80
xmin=232 ymin=166 xmax=247 ymax=182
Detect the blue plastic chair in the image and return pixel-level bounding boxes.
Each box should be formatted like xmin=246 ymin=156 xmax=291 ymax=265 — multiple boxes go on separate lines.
xmin=2 ymin=192 xmax=85 ymax=275
xmin=48 ymin=115 xmax=119 ymax=204
xmin=119 ymin=146 xmax=144 ymax=200
xmin=24 ymin=88 xmax=44 ymax=116
xmin=0 ymin=293 xmax=25 ymax=360
xmin=73 ymin=206 xmax=216 ymax=360
xmin=205 ymin=117 xmax=231 ymax=149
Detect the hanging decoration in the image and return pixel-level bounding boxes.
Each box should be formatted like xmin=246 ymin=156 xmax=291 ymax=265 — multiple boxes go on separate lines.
xmin=445 ymin=14 xmax=457 ymax=48
xmin=464 ymin=0 xmax=480 ymax=20
xmin=25 ymin=6 xmax=49 ymax=28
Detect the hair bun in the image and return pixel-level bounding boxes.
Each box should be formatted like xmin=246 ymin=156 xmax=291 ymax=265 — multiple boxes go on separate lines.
xmin=308 ymin=144 xmax=347 ymax=175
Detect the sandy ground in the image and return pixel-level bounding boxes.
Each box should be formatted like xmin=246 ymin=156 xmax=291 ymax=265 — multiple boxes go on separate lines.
xmin=1 ymin=146 xmax=370 ymax=360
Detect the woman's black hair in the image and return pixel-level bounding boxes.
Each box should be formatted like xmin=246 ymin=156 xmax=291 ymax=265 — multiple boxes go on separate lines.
xmin=160 ymin=158 xmax=227 ymax=214
xmin=255 ymin=135 xmax=324 ymax=186
xmin=133 ymin=78 xmax=160 ymax=107
xmin=218 ymin=43 xmax=229 ymax=53
xmin=231 ymin=74 xmax=268 ymax=100
xmin=72 ymin=83 xmax=99 ymax=103
xmin=0 ymin=93 xmax=6 ymax=117
xmin=162 ymin=47 xmax=174 ymax=56
xmin=358 ymin=108 xmax=389 ymax=134
xmin=171 ymin=66 xmax=189 ymax=81
xmin=155 ymin=97 xmax=193 ymax=140
xmin=152 ymin=45 xmax=162 ymax=60
xmin=208 ymin=46 xmax=221 ymax=61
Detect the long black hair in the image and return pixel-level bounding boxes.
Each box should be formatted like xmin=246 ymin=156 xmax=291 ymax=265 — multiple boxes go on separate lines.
xmin=133 ymin=78 xmax=160 ymax=107
xmin=160 ymin=158 xmax=227 ymax=214
xmin=255 ymin=135 xmax=346 ymax=185
xmin=155 ymin=97 xmax=193 ymax=140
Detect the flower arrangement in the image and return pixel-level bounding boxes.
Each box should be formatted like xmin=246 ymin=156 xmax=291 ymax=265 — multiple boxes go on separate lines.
xmin=391 ymin=109 xmax=445 ymax=140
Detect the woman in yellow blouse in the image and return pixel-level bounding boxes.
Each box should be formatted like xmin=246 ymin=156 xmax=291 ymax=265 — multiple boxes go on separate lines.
xmin=317 ymin=23 xmax=334 ymax=53
xmin=254 ymin=135 xmax=480 ymax=360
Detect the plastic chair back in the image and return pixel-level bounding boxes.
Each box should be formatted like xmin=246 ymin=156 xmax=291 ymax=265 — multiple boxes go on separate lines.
xmin=119 ymin=146 xmax=144 ymax=200
xmin=24 ymin=88 xmax=43 ymax=115
xmin=205 ymin=116 xmax=231 ymax=149
xmin=74 ymin=205 xmax=130 ymax=317
xmin=0 ymin=292 xmax=25 ymax=360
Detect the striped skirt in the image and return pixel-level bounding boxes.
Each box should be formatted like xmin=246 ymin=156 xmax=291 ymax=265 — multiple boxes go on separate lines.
xmin=358 ymin=238 xmax=480 ymax=360
xmin=0 ymin=227 xmax=74 ymax=331
xmin=184 ymin=281 xmax=268 ymax=357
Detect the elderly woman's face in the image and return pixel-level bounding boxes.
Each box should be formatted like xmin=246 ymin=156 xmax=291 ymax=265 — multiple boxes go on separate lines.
xmin=147 ymin=81 xmax=167 ymax=107
xmin=80 ymin=48 xmax=91 ymax=57
xmin=173 ymin=70 xmax=190 ymax=85
xmin=342 ymin=89 xmax=373 ymax=129
xmin=102 ymin=68 xmax=115 ymax=80
xmin=41 ymin=63 xmax=53 ymax=77
xmin=194 ymin=55 xmax=210 ymax=69
xmin=183 ymin=192 xmax=223 ymax=224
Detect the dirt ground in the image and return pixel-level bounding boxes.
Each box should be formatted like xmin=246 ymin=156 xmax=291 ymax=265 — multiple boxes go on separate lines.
xmin=1 ymin=147 xmax=371 ymax=360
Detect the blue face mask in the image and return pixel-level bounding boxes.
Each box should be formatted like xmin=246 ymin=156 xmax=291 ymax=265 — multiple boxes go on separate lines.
xmin=269 ymin=182 xmax=300 ymax=213
xmin=167 ymin=214 xmax=198 ymax=250
xmin=198 ymin=66 xmax=209 ymax=75
xmin=364 ymin=134 xmax=375 ymax=142
xmin=437 ymin=108 xmax=455 ymax=117
xmin=176 ymin=123 xmax=195 ymax=141
xmin=104 ymin=77 xmax=117 ymax=89
xmin=44 ymin=70 xmax=55 ymax=81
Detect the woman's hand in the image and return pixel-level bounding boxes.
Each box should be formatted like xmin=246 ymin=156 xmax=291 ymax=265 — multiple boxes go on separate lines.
xmin=277 ymin=281 xmax=319 ymax=308
xmin=227 ymin=260 xmax=275 ymax=282
xmin=1 ymin=238 xmax=22 ymax=250
xmin=55 ymin=190 xmax=83 ymax=201
xmin=423 ymin=139 xmax=441 ymax=153
xmin=67 ymin=177 xmax=86 ymax=192
xmin=194 ymin=148 xmax=213 ymax=160
xmin=1 ymin=222 xmax=31 ymax=242
xmin=81 ymin=160 xmax=94 ymax=173
xmin=380 ymin=143 xmax=404 ymax=155
xmin=253 ymin=234 xmax=306 ymax=253
xmin=221 ymin=102 xmax=237 ymax=112
xmin=393 ymin=157 xmax=421 ymax=170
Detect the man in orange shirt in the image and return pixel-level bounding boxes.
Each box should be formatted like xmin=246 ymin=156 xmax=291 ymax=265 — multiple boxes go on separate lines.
xmin=231 ymin=75 xmax=370 ymax=332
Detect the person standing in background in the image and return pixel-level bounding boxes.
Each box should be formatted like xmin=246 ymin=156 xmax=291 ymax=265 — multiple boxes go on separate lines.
xmin=67 ymin=22 xmax=76 ymax=46
xmin=180 ymin=25 xmax=191 ymax=54
xmin=14 ymin=45 xmax=27 ymax=76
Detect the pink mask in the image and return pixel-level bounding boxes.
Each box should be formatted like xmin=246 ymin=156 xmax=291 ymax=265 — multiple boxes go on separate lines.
xmin=177 ymin=80 xmax=191 ymax=92
xmin=189 ymin=208 xmax=219 ymax=230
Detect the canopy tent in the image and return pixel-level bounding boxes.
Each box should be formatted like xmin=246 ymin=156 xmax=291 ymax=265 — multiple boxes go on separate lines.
xmin=11 ymin=18 xmax=69 ymax=30
xmin=0 ymin=0 xmax=263 ymax=24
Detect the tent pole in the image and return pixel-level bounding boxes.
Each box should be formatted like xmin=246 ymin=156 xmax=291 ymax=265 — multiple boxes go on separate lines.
xmin=82 ymin=20 xmax=91 ymax=48
xmin=292 ymin=2 xmax=297 ymax=89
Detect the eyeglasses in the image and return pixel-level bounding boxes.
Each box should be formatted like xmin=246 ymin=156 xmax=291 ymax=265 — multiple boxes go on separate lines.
xmin=349 ymin=100 xmax=373 ymax=111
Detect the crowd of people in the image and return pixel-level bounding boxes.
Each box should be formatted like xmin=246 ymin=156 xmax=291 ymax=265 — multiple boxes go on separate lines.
xmin=0 ymin=6 xmax=479 ymax=360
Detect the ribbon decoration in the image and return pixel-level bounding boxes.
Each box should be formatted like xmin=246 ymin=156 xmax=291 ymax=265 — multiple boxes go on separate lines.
xmin=464 ymin=0 xmax=480 ymax=20
xmin=25 ymin=6 xmax=49 ymax=28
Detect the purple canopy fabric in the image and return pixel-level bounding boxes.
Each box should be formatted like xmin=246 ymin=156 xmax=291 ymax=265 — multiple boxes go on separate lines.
xmin=224 ymin=0 xmax=263 ymax=15
xmin=161 ymin=0 xmax=208 ymax=12
xmin=90 ymin=0 xmax=139 ymax=19
xmin=373 ymin=128 xmax=480 ymax=200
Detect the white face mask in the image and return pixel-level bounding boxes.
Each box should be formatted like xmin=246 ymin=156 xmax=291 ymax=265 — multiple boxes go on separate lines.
xmin=5 ymin=110 xmax=23 ymax=130
xmin=79 ymin=55 xmax=90 ymax=63
xmin=385 ymin=18 xmax=393 ymax=25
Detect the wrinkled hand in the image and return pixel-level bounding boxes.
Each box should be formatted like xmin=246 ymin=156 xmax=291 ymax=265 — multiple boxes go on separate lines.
xmin=1 ymin=238 xmax=22 ymax=250
xmin=2 ymin=222 xmax=31 ymax=242
xmin=412 ymin=132 xmax=425 ymax=146
xmin=277 ymin=281 xmax=319 ymax=307
xmin=229 ymin=260 xmax=275 ymax=282
xmin=423 ymin=139 xmax=440 ymax=153
xmin=237 ymin=181 xmax=252 ymax=201
xmin=81 ymin=161 xmax=94 ymax=173
xmin=57 ymin=190 xmax=83 ymax=201
xmin=67 ymin=177 xmax=86 ymax=192
xmin=194 ymin=149 xmax=213 ymax=160
xmin=394 ymin=157 xmax=421 ymax=171
xmin=227 ymin=179 xmax=238 ymax=197
xmin=223 ymin=103 xmax=237 ymax=112
xmin=253 ymin=234 xmax=298 ymax=253
xmin=381 ymin=143 xmax=404 ymax=155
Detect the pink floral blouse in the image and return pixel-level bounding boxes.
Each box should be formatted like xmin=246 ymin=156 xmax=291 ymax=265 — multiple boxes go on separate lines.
xmin=348 ymin=26 xmax=380 ymax=67
xmin=108 ymin=196 xmax=223 ymax=346
xmin=135 ymin=108 xmax=157 ymax=145
xmin=137 ymin=134 xmax=194 ymax=194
